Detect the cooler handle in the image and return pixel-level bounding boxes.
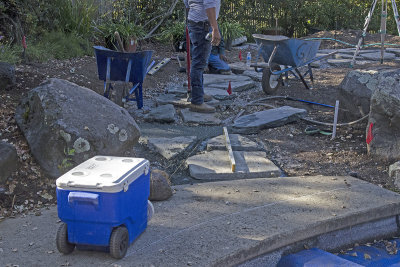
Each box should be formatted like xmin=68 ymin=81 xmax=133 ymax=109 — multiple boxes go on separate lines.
xmin=68 ymin=192 xmax=99 ymax=206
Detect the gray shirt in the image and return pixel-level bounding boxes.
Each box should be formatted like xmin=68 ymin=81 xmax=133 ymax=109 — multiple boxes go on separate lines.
xmin=183 ymin=0 xmax=220 ymax=22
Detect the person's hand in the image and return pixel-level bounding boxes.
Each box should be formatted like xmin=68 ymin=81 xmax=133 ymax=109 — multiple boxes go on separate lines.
xmin=211 ymin=28 xmax=221 ymax=46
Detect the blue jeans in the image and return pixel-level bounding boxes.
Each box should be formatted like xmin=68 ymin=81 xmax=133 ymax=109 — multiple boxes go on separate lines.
xmin=188 ymin=21 xmax=211 ymax=105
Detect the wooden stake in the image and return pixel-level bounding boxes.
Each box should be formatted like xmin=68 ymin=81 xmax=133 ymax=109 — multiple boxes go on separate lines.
xmin=223 ymin=127 xmax=236 ymax=172
xmin=331 ymin=100 xmax=340 ymax=140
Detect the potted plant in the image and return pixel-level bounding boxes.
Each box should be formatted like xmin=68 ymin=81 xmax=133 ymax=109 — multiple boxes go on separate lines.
xmin=219 ymin=21 xmax=245 ymax=50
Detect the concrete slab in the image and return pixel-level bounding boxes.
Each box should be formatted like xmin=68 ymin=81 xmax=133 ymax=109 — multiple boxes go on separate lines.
xmin=187 ymin=150 xmax=281 ymax=180
xmin=144 ymin=104 xmax=176 ymax=123
xmin=207 ymin=134 xmax=260 ymax=151
xmin=232 ymin=106 xmax=307 ymax=134
xmin=361 ymin=52 xmax=396 ymax=61
xmin=180 ymin=108 xmax=222 ymax=125
xmin=2 ymin=176 xmax=400 ymax=267
xmin=147 ymin=136 xmax=197 ymax=159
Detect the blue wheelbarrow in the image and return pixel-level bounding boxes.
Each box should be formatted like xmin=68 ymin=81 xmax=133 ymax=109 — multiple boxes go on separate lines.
xmin=94 ymin=46 xmax=155 ymax=109
xmin=252 ymin=34 xmax=337 ymax=94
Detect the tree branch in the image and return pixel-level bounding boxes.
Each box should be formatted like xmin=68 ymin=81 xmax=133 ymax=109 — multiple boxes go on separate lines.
xmin=144 ymin=0 xmax=179 ymax=39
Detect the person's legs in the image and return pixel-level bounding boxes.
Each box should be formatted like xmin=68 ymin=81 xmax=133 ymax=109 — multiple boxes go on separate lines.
xmin=188 ymin=22 xmax=212 ymax=105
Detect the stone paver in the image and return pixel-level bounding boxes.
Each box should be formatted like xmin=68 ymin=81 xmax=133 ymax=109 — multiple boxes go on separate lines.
xmin=229 ymin=62 xmax=254 ymax=74
xmin=180 ymin=108 xmax=221 ymax=125
xmin=207 ymin=134 xmax=260 ymax=151
xmin=2 ymin=176 xmax=400 ymax=266
xmin=155 ymin=94 xmax=191 ymax=108
xmin=361 ymin=52 xmax=396 ymax=61
xmin=164 ymin=85 xmax=187 ymax=97
xmin=148 ymin=136 xmax=197 ymax=160
xmin=232 ymin=106 xmax=307 ymax=134
xmin=204 ymin=87 xmax=234 ymax=100
xmin=327 ymin=59 xmax=374 ymax=67
xmin=212 ymin=80 xmax=256 ymax=92
xmin=187 ymin=150 xmax=281 ymax=180
xmin=144 ymin=104 xmax=176 ymax=123
xmin=203 ymin=73 xmax=252 ymax=86
xmin=242 ymin=70 xmax=263 ymax=82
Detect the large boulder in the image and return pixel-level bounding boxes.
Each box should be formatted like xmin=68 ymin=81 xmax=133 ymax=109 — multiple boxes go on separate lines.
xmin=15 ymin=78 xmax=141 ymax=178
xmin=367 ymin=70 xmax=400 ymax=161
xmin=0 ymin=62 xmax=16 ymax=90
xmin=149 ymin=169 xmax=172 ymax=201
xmin=0 ymin=141 xmax=18 ymax=184
xmin=339 ymin=68 xmax=399 ymax=119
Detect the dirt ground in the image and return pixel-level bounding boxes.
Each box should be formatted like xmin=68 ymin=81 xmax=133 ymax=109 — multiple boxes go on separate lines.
xmin=1 ymin=30 xmax=400 ymax=220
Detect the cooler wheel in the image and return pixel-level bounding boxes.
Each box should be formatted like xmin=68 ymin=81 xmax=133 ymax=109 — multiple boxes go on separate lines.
xmin=109 ymin=226 xmax=129 ymax=259
xmin=148 ymin=200 xmax=154 ymax=221
xmin=56 ymin=223 xmax=75 ymax=254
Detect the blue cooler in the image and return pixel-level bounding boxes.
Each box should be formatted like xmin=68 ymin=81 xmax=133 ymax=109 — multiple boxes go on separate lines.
xmin=55 ymin=156 xmax=153 ymax=259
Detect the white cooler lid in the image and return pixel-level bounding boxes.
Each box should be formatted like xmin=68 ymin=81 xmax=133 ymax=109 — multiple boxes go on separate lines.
xmin=56 ymin=156 xmax=150 ymax=193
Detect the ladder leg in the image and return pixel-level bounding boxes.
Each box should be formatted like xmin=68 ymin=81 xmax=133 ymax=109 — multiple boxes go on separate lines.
xmin=380 ymin=0 xmax=388 ymax=64
xmin=351 ymin=0 xmax=379 ymax=67
xmin=391 ymin=0 xmax=400 ymax=36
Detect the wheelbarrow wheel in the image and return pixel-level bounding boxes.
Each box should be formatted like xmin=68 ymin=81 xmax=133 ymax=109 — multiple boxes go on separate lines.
xmin=109 ymin=226 xmax=129 ymax=259
xmin=56 ymin=223 xmax=75 ymax=255
xmin=148 ymin=200 xmax=154 ymax=221
xmin=262 ymin=64 xmax=281 ymax=95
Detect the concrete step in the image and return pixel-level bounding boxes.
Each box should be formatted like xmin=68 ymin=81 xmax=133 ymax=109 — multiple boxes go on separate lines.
xmin=2 ymin=176 xmax=400 ymax=266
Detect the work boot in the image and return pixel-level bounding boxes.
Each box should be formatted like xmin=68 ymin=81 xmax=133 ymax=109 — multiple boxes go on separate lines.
xmin=190 ymin=103 xmax=216 ymax=113
xmin=204 ymin=94 xmax=213 ymax=102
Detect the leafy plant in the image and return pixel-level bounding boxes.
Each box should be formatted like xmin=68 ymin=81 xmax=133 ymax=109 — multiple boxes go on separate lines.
xmin=219 ymin=21 xmax=245 ymax=41
xmin=56 ymin=0 xmax=97 ymax=38
xmin=0 ymin=41 xmax=20 ymax=64
xmin=58 ymin=148 xmax=76 ymax=173
xmin=158 ymin=21 xmax=185 ymax=44
xmin=96 ymin=20 xmax=146 ymax=49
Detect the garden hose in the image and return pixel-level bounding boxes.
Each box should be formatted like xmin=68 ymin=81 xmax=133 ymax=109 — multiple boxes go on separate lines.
xmin=303 ymin=37 xmax=400 ymax=48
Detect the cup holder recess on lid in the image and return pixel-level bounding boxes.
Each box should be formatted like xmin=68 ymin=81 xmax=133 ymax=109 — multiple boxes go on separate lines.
xmin=95 ymin=157 xmax=109 ymax=161
xmin=122 ymin=159 xmax=134 ymax=163
xmin=100 ymin=173 xmax=113 ymax=178
xmin=71 ymin=171 xmax=86 ymax=176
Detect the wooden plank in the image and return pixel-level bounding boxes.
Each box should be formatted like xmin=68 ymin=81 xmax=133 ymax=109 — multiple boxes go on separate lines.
xmin=223 ymin=127 xmax=236 ymax=173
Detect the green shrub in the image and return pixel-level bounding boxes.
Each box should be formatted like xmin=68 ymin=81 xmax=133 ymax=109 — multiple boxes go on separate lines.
xmin=220 ymin=21 xmax=245 ymax=41
xmin=157 ymin=21 xmax=185 ymax=44
xmin=0 ymin=43 xmax=21 ymax=64
xmin=56 ymin=0 xmax=97 ymax=38
xmin=96 ymin=20 xmax=146 ymax=49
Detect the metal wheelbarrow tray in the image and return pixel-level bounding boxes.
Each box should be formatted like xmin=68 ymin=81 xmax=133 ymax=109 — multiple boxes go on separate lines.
xmin=252 ymin=34 xmax=337 ymax=94
xmin=94 ymin=46 xmax=154 ymax=109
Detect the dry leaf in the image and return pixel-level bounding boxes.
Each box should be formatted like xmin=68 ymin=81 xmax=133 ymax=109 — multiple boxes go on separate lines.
xmin=364 ymin=253 xmax=371 ymax=260
xmin=351 ymin=252 xmax=357 ymax=257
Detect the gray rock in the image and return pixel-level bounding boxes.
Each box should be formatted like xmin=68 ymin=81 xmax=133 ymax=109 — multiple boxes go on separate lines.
xmin=0 ymin=62 xmax=16 ymax=90
xmin=148 ymin=136 xmax=197 ymax=160
xmin=339 ymin=68 xmax=399 ymax=119
xmin=327 ymin=59 xmax=373 ymax=67
xmin=187 ymin=150 xmax=281 ymax=180
xmin=207 ymin=134 xmax=260 ymax=151
xmin=229 ymin=62 xmax=253 ymax=75
xmin=165 ymin=85 xmax=187 ymax=98
xmin=155 ymin=94 xmax=191 ymax=108
xmin=149 ymin=169 xmax=173 ymax=201
xmin=387 ymin=48 xmax=400 ymax=56
xmin=204 ymin=87 xmax=234 ymax=100
xmin=232 ymin=106 xmax=307 ymax=134
xmin=212 ymin=80 xmax=256 ymax=92
xmin=144 ymin=104 xmax=176 ymax=123
xmin=367 ymin=71 xmax=400 ymax=161
xmin=15 ymin=78 xmax=140 ymax=178
xmin=390 ymin=162 xmax=400 ymax=190
xmin=0 ymin=141 xmax=18 ymax=183
xmin=203 ymin=73 xmax=251 ymax=87
xmin=361 ymin=52 xmax=396 ymax=61
xmin=231 ymin=36 xmax=247 ymax=46
xmin=242 ymin=70 xmax=263 ymax=82
xmin=180 ymin=108 xmax=221 ymax=125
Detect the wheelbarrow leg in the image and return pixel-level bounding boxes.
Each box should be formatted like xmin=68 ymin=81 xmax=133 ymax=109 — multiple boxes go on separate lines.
xmin=294 ymin=68 xmax=310 ymax=90
xmin=134 ymin=83 xmax=143 ymax=109
xmin=308 ymin=64 xmax=315 ymax=89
